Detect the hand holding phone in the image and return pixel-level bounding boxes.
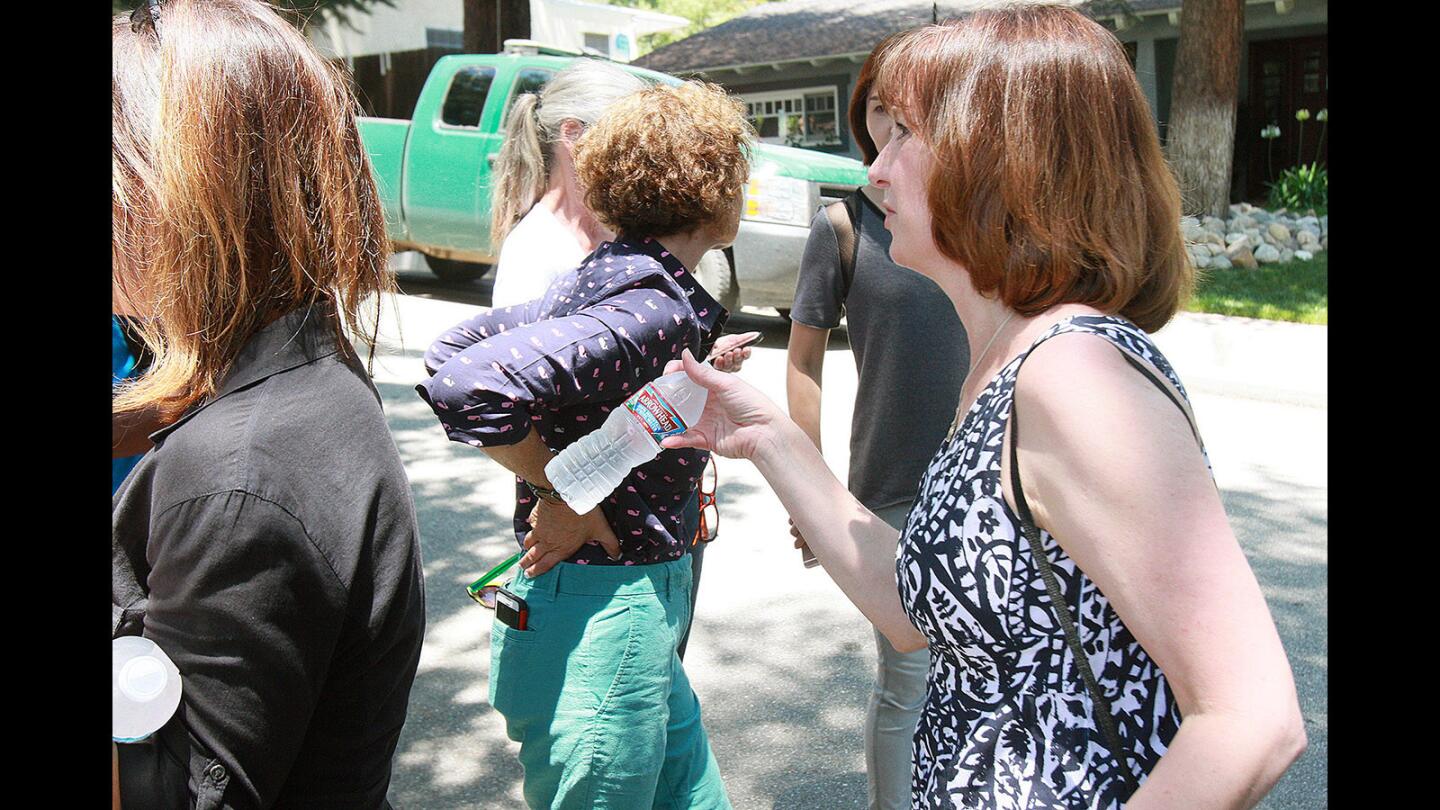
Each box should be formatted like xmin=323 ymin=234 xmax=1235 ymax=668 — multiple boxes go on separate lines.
xmin=706 ymin=331 xmax=763 ymax=372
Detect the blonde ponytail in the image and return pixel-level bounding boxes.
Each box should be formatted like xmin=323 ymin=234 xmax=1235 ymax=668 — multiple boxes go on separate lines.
xmin=490 ymin=91 xmax=547 ymax=249
xmin=488 ymin=60 xmax=648 ymax=251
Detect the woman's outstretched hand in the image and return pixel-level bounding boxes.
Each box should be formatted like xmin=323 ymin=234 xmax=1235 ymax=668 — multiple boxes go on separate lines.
xmin=660 ymin=349 xmax=789 ymax=462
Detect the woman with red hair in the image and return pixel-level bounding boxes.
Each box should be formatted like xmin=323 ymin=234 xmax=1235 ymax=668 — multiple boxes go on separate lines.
xmin=665 ymin=5 xmax=1305 ymax=807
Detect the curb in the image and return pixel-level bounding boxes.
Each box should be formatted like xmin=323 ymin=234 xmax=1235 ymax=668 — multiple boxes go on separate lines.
xmin=1151 ymin=312 xmax=1327 ymax=409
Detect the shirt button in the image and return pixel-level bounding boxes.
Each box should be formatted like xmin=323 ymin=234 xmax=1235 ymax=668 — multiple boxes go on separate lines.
xmin=207 ymin=762 xmax=228 ymax=782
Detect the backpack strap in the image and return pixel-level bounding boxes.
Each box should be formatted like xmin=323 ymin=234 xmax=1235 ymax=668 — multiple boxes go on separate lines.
xmin=823 ymin=191 xmax=861 ymax=304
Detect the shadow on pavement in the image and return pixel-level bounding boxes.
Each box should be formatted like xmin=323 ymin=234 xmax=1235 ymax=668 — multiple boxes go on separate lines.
xmin=687 ymin=597 xmax=874 ymax=810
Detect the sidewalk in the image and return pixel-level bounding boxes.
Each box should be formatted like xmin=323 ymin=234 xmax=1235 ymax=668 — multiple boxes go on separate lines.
xmin=1151 ymin=311 xmax=1327 ymax=409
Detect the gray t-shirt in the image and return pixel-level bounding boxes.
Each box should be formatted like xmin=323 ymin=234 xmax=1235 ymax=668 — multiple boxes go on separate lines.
xmin=790 ymin=191 xmax=969 ymax=511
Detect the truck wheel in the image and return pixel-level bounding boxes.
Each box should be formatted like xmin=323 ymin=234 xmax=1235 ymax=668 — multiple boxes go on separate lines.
xmin=424 ymin=255 xmax=491 ymax=283
xmin=695 ymin=248 xmax=740 ymax=313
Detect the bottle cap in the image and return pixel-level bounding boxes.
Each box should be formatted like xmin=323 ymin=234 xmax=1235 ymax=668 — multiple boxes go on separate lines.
xmin=119 ymin=655 xmax=168 ymax=702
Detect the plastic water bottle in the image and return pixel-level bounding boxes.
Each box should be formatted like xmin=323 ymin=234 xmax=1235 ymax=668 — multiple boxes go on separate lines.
xmin=113 ymin=635 xmax=183 ymax=743
xmin=545 ymin=370 xmax=708 ymax=515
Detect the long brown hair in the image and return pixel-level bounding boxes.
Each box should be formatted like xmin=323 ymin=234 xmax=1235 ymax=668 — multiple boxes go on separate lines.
xmin=112 ymin=0 xmax=391 ymax=421
xmin=875 ymin=5 xmax=1192 ymax=333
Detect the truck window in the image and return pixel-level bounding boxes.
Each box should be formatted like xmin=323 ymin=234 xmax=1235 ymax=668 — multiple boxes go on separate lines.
xmin=504 ymin=68 xmax=555 ymax=123
xmin=440 ymin=66 xmax=497 ymax=128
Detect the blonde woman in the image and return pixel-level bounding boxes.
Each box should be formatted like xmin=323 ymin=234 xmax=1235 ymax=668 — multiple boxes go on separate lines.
xmin=489 ymin=59 xmax=647 ymax=308
xmin=112 ymin=2 xmax=424 ymax=806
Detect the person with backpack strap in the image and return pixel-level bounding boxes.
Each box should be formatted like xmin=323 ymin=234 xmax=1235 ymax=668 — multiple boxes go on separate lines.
xmin=785 ymin=32 xmax=968 ymax=810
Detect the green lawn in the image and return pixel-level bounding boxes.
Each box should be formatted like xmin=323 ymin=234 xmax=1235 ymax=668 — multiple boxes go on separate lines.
xmin=1187 ymin=252 xmax=1328 ymax=324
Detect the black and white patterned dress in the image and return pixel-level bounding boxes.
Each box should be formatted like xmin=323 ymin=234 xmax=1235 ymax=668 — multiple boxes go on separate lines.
xmin=897 ymin=314 xmax=1203 ymax=809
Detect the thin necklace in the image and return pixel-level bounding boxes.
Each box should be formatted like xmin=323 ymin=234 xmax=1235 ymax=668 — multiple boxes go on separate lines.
xmin=947 ymin=310 xmax=1017 ymax=441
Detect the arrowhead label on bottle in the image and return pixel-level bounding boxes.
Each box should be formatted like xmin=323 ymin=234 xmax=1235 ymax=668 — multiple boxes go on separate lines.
xmin=625 ymin=382 xmax=687 ymax=440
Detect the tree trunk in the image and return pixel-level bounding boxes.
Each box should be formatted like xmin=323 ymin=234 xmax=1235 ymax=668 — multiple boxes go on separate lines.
xmin=1166 ymin=0 xmax=1244 ymax=218
xmin=464 ymin=0 xmax=532 ymax=54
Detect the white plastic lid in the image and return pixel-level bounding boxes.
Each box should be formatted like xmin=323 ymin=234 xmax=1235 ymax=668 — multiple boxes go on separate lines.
xmin=119 ymin=655 xmax=168 ymax=702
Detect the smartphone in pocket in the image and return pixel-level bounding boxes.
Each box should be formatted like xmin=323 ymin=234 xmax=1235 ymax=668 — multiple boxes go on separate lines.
xmin=494 ymin=586 xmax=530 ymax=630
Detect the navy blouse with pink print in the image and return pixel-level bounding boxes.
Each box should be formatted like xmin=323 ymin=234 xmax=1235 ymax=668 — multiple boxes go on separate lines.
xmin=416 ymin=236 xmax=726 ymax=565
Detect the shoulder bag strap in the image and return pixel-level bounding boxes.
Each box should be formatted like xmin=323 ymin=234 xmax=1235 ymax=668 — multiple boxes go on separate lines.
xmin=1008 ymin=330 xmax=1209 ymax=795
xmin=1112 ymin=348 xmax=1206 ymax=454
xmin=1009 ymin=409 xmax=1139 ymax=798
xmin=1007 ymin=331 xmax=1208 ymax=798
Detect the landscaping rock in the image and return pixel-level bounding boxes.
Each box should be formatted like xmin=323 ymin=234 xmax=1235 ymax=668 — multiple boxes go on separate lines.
xmin=1294 ymin=250 xmax=1314 ymax=262
xmin=1210 ymin=255 xmax=1232 ymax=270
xmin=1254 ymin=244 xmax=1282 ymax=264
xmin=1191 ymin=252 xmax=1212 ymax=269
xmin=1193 ymin=203 xmax=1329 ymax=263
xmin=1227 ymin=243 xmax=1259 ymax=269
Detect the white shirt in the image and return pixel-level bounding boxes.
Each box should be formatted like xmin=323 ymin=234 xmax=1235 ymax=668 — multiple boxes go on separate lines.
xmin=491 ymin=204 xmax=591 ymax=309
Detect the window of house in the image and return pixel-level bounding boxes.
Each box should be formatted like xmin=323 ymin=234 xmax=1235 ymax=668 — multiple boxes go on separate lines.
xmin=742 ymin=86 xmax=843 ymax=148
xmin=583 ymin=32 xmax=610 ymax=56
xmin=426 ymin=28 xmax=464 ymax=51
xmin=440 ymin=66 xmax=497 ymax=128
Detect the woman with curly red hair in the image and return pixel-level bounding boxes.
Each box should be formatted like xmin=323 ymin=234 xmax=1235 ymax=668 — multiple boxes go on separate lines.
xmin=417 ymin=81 xmax=750 ymax=808
xmin=663 ymin=6 xmax=1304 ymax=807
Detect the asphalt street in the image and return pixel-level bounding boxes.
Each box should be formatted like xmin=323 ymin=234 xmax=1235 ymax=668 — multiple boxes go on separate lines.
xmin=376 ymin=259 xmax=1327 ymax=809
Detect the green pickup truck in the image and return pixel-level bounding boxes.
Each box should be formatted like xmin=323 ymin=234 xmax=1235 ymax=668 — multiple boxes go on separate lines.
xmin=358 ymin=41 xmax=868 ymax=311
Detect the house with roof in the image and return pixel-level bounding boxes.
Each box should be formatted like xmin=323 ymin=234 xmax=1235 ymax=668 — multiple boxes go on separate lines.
xmin=635 ymin=0 xmax=1327 ymax=201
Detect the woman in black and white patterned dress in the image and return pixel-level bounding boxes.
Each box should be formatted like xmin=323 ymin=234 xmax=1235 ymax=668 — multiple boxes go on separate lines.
xmin=662 ymin=6 xmax=1306 ymax=808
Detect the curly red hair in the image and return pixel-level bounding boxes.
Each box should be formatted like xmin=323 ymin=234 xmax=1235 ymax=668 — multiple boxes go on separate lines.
xmin=575 ymin=81 xmax=753 ymax=239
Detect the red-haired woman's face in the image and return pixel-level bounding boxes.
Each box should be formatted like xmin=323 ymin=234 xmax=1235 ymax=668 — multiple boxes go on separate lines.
xmin=868 ymin=109 xmax=939 ymax=275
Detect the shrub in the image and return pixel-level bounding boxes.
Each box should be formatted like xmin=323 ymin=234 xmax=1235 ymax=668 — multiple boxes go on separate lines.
xmin=1266 ymin=162 xmax=1327 ymax=215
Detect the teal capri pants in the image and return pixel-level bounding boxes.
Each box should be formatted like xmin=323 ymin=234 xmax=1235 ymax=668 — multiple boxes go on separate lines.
xmin=488 ymin=555 xmax=731 ymax=809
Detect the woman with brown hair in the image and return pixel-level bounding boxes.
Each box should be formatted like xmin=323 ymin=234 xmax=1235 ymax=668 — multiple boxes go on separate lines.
xmin=663 ymin=6 xmax=1305 ymax=807
xmin=112 ymin=2 xmax=425 ymax=806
